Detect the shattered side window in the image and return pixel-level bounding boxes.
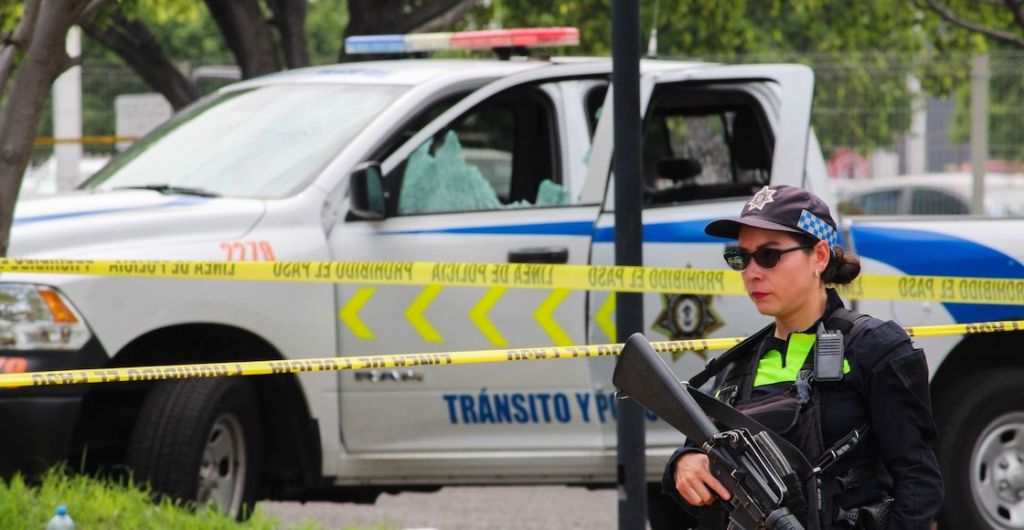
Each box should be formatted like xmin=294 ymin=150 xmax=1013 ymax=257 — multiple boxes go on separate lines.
xmin=394 ymin=85 xmax=568 ymax=215
xmin=398 ymin=131 xmax=567 ymax=214
xmin=664 ymin=115 xmax=732 ymax=185
xmin=535 ymin=179 xmax=569 ymax=206
xmin=399 ymin=131 xmax=502 ymax=214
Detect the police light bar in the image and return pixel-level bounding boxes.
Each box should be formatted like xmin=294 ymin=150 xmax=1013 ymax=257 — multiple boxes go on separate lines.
xmin=345 ymin=27 xmax=579 ymax=55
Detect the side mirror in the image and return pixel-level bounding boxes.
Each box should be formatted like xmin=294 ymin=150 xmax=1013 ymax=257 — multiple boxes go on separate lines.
xmin=349 ymin=161 xmax=386 ymax=219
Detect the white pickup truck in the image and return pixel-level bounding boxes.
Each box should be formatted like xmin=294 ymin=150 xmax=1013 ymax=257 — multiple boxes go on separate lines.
xmin=2 ymin=39 xmax=1020 ymax=529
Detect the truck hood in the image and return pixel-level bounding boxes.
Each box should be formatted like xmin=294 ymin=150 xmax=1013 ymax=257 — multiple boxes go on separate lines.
xmin=8 ymin=190 xmax=265 ymax=257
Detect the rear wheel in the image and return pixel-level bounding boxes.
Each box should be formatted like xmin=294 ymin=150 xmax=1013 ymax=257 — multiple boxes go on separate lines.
xmin=937 ymin=368 xmax=1024 ymax=529
xmin=126 ymin=377 xmax=262 ymax=519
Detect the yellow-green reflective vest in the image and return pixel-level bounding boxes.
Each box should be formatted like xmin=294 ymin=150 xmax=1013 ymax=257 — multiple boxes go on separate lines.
xmin=753 ymin=333 xmax=851 ymax=387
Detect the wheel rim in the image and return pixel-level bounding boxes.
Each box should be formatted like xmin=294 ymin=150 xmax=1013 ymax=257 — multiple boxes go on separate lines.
xmin=971 ymin=411 xmax=1024 ymax=529
xmin=197 ymin=412 xmax=247 ymax=516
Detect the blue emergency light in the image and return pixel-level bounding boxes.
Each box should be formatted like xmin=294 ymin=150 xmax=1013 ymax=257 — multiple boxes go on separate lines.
xmin=345 ymin=27 xmax=580 ymax=55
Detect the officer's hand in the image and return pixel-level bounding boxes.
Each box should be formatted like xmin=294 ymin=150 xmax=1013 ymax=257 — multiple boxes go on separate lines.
xmin=674 ymin=452 xmax=731 ymax=506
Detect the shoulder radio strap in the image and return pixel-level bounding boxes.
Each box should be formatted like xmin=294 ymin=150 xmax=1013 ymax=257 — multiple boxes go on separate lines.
xmin=824 ymin=308 xmax=871 ymax=347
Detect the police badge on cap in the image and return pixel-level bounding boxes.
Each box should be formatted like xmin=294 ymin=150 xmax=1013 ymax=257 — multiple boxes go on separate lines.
xmin=705 ymin=185 xmax=841 ymax=250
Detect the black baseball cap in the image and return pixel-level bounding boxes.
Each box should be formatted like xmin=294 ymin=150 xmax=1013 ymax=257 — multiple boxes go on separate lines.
xmin=704 ymin=185 xmax=840 ymax=249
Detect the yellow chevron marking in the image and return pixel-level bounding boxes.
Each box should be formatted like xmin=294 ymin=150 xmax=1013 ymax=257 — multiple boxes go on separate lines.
xmin=469 ymin=287 xmax=508 ymax=347
xmin=339 ymin=287 xmax=376 ymax=340
xmin=596 ymin=294 xmax=616 ymax=342
xmin=534 ymin=288 xmax=573 ymax=346
xmin=406 ymin=284 xmax=444 ymax=342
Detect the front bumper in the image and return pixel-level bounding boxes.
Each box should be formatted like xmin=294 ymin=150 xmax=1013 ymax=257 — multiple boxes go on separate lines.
xmin=0 ymin=338 xmax=108 ymax=477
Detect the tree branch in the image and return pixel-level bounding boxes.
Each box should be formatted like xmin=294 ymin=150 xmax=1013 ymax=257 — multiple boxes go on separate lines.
xmin=81 ymin=0 xmax=114 ymax=20
xmin=410 ymin=0 xmax=477 ymax=33
xmin=204 ymin=0 xmax=281 ymax=78
xmin=394 ymin=0 xmax=472 ymax=34
xmin=921 ymin=0 xmax=1024 ymax=48
xmin=81 ymin=12 xmax=199 ymax=109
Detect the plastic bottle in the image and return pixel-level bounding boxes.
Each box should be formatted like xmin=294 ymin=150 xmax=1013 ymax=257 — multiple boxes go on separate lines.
xmin=45 ymin=505 xmax=75 ymax=530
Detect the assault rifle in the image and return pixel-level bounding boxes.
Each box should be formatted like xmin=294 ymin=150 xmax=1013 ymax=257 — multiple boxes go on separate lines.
xmin=612 ymin=333 xmax=806 ymax=530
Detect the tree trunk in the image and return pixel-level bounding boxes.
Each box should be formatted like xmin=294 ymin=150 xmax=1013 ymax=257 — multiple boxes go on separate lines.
xmin=81 ymin=13 xmax=198 ymax=110
xmin=205 ymin=0 xmax=281 ymax=78
xmin=0 ymin=0 xmax=92 ymax=256
xmin=341 ymin=0 xmax=473 ymax=61
xmin=265 ymin=0 xmax=309 ymax=68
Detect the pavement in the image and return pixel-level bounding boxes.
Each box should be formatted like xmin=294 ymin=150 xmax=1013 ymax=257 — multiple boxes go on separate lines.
xmin=260 ymin=485 xmax=623 ymax=530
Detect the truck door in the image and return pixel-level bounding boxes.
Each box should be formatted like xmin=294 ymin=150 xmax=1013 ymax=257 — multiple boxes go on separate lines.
xmin=586 ymin=65 xmax=816 ymax=455
xmin=329 ymin=65 xmax=613 ymax=463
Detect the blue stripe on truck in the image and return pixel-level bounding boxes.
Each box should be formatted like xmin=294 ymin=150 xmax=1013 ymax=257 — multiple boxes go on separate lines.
xmin=593 ymin=219 xmax=723 ymax=243
xmin=851 ymin=225 xmax=1024 ymax=324
xmin=14 ymin=197 xmax=209 ymax=226
xmin=380 ymin=220 xmax=595 ymax=237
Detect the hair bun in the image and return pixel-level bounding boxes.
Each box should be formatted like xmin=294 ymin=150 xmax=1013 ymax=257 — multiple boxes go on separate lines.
xmin=822 ymin=246 xmax=861 ymax=285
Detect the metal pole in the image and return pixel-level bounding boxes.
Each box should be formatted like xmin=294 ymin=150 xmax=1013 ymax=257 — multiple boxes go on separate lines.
xmin=970 ymin=54 xmax=989 ymax=215
xmin=53 ymin=26 xmax=82 ymax=191
xmin=905 ymin=75 xmax=926 ymax=176
xmin=612 ymin=0 xmax=646 ymax=528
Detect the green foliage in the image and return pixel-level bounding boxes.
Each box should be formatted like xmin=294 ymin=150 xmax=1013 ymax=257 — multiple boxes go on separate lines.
xmin=915 ymin=2 xmax=1024 ymax=162
xmin=0 ymin=467 xmax=391 ymax=530
xmin=0 ymin=468 xmax=289 ymax=529
xmin=0 ymin=0 xmax=22 ymax=35
xmin=484 ymin=0 xmax=985 ymax=156
xmin=307 ymin=0 xmax=349 ymax=63
xmin=947 ymin=52 xmax=1024 ymax=162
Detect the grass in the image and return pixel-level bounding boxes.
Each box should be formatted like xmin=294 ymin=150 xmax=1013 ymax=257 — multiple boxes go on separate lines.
xmin=0 ymin=467 xmax=390 ymax=530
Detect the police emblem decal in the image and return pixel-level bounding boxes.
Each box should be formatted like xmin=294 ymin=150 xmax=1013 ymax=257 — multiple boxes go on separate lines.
xmin=746 ymin=186 xmax=776 ymax=211
xmin=652 ymin=292 xmax=723 ymax=361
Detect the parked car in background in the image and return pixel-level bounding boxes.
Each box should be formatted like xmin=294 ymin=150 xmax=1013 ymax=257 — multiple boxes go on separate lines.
xmin=833 ymin=172 xmax=1024 ymax=216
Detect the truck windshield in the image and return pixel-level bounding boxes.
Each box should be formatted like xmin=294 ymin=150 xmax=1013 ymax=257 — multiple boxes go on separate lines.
xmin=84 ymin=83 xmax=407 ymax=198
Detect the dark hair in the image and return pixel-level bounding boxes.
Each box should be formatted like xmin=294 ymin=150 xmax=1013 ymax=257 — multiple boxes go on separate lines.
xmin=793 ymin=233 xmax=861 ymax=285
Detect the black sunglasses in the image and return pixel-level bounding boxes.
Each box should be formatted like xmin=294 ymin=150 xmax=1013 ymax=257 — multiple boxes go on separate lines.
xmin=723 ymin=243 xmax=815 ymax=271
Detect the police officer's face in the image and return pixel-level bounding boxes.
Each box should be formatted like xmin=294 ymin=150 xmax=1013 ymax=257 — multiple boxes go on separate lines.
xmin=736 ymin=226 xmax=829 ymax=318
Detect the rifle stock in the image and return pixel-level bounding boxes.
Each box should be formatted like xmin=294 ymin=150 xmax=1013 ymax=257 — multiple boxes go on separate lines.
xmin=612 ymin=332 xmax=718 ymax=444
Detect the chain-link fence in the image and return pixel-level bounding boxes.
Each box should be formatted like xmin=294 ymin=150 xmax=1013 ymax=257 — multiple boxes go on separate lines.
xmin=27 ymin=51 xmax=1024 ymax=208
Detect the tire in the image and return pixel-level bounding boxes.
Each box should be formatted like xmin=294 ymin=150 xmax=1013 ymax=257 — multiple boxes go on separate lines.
xmin=936 ymin=368 xmax=1024 ymax=530
xmin=126 ymin=377 xmax=262 ymax=519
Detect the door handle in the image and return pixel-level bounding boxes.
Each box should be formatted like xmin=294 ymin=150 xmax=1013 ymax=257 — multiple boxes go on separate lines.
xmin=507 ymin=246 xmax=569 ymax=264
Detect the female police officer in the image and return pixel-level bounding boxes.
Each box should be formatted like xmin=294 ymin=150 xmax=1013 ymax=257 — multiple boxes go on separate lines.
xmin=661 ymin=185 xmax=943 ymax=529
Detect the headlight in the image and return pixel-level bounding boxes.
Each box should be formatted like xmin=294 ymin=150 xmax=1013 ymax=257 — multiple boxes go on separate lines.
xmin=0 ymin=284 xmax=91 ymax=350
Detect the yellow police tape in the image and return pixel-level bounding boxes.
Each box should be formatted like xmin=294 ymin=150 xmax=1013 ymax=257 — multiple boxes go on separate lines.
xmin=3 ymin=319 xmax=1020 ymax=389
xmin=33 ymin=135 xmax=139 ymax=145
xmin=2 ymin=258 xmax=1024 ymax=305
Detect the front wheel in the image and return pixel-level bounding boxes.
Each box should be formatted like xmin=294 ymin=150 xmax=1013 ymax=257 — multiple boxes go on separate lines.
xmin=937 ymin=368 xmax=1024 ymax=529
xmin=126 ymin=377 xmax=262 ymax=519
